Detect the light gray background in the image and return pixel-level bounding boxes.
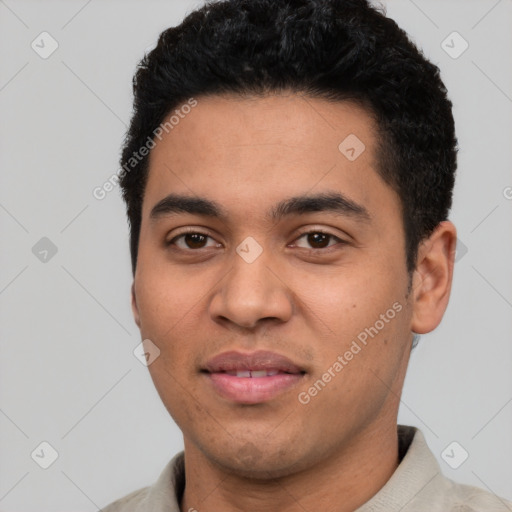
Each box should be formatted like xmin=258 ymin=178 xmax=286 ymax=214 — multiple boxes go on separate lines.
xmin=0 ymin=0 xmax=511 ymax=510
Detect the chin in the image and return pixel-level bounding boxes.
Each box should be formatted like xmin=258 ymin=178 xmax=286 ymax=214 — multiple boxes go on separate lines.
xmin=198 ymin=436 xmax=315 ymax=480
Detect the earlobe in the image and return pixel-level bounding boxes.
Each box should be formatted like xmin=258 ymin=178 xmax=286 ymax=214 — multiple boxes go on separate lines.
xmin=410 ymin=221 xmax=457 ymax=335
xmin=131 ymin=282 xmax=141 ymax=328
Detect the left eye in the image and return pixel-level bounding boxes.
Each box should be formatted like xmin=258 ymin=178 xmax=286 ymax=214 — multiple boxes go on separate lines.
xmin=293 ymin=231 xmax=344 ymax=250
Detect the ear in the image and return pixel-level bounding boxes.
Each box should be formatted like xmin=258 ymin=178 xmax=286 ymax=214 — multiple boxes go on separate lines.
xmin=410 ymin=221 xmax=457 ymax=334
xmin=131 ymin=282 xmax=141 ymax=328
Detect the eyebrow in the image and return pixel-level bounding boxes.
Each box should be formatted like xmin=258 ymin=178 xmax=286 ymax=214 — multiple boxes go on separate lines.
xmin=150 ymin=192 xmax=371 ymax=223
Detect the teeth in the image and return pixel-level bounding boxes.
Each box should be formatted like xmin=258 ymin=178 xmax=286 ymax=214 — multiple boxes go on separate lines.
xmin=228 ymin=370 xmax=281 ymax=378
xmin=251 ymin=370 xmax=268 ymax=378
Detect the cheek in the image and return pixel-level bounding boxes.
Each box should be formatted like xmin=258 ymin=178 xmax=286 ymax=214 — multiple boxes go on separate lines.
xmin=294 ymin=306 xmax=410 ymax=440
xmin=135 ymin=265 xmax=201 ymax=334
xmin=293 ymin=263 xmax=410 ymax=387
xmin=147 ymin=359 xmax=204 ymax=434
xmin=291 ymin=263 xmax=401 ymax=335
xmin=134 ymin=270 xmax=211 ymax=390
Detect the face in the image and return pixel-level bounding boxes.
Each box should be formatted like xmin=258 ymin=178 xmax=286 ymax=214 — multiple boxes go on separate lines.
xmin=131 ymin=93 xmax=428 ymax=478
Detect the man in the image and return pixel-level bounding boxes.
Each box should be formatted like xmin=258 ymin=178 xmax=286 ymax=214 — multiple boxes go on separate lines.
xmin=103 ymin=0 xmax=512 ymax=510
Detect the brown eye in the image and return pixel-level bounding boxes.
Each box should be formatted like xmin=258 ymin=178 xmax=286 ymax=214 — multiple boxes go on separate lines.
xmin=306 ymin=232 xmax=330 ymax=249
xmin=294 ymin=231 xmax=344 ymax=250
xmin=182 ymin=233 xmax=208 ymax=249
xmin=168 ymin=231 xmax=220 ymax=250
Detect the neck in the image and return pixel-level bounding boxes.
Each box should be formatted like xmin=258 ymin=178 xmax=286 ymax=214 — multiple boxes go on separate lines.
xmin=180 ymin=421 xmax=399 ymax=512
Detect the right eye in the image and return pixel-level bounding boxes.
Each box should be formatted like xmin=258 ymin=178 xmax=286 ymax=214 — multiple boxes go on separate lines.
xmin=167 ymin=230 xmax=222 ymax=251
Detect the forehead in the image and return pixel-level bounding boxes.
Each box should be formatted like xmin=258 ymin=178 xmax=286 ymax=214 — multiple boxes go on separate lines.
xmin=142 ymin=93 xmax=398 ymax=225
xmin=148 ymin=93 xmax=377 ymax=164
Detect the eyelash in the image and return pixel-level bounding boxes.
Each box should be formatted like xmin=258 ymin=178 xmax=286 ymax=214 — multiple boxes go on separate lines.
xmin=167 ymin=228 xmax=346 ymax=252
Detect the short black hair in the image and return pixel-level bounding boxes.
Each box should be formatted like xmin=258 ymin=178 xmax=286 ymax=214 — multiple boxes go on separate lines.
xmin=119 ymin=0 xmax=458 ymax=275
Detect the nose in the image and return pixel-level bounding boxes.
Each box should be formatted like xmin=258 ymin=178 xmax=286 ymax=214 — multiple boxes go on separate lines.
xmin=208 ymin=248 xmax=294 ymax=330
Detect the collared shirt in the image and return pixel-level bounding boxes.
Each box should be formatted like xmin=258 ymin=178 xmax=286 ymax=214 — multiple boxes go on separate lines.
xmin=102 ymin=425 xmax=512 ymax=511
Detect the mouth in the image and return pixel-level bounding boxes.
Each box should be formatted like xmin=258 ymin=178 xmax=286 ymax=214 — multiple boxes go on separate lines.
xmin=222 ymin=369 xmax=290 ymax=377
xmin=202 ymin=350 xmax=307 ymax=404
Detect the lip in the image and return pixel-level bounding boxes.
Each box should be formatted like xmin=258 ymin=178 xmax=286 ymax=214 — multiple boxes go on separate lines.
xmin=203 ymin=350 xmax=306 ymax=404
xmin=204 ymin=350 xmax=305 ymax=374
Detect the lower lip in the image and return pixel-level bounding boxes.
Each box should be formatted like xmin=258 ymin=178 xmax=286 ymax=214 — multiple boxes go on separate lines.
xmin=206 ymin=372 xmax=304 ymax=404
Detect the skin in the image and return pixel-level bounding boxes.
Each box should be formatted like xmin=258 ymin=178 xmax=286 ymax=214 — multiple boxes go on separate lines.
xmin=131 ymin=92 xmax=457 ymax=512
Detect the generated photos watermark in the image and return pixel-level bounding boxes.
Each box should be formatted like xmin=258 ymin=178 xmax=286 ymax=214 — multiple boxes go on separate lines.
xmin=92 ymin=97 xmax=198 ymax=200
xmin=298 ymin=301 xmax=403 ymax=405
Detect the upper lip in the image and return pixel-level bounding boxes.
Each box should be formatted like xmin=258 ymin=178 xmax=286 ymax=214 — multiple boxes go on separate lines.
xmin=203 ymin=350 xmax=305 ymax=374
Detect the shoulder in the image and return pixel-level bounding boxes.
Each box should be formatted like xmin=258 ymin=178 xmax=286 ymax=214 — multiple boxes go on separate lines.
xmin=386 ymin=426 xmax=512 ymax=512
xmin=100 ymin=452 xmax=184 ymax=512
xmin=441 ymin=478 xmax=512 ymax=512
xmin=101 ymin=486 xmax=150 ymax=512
